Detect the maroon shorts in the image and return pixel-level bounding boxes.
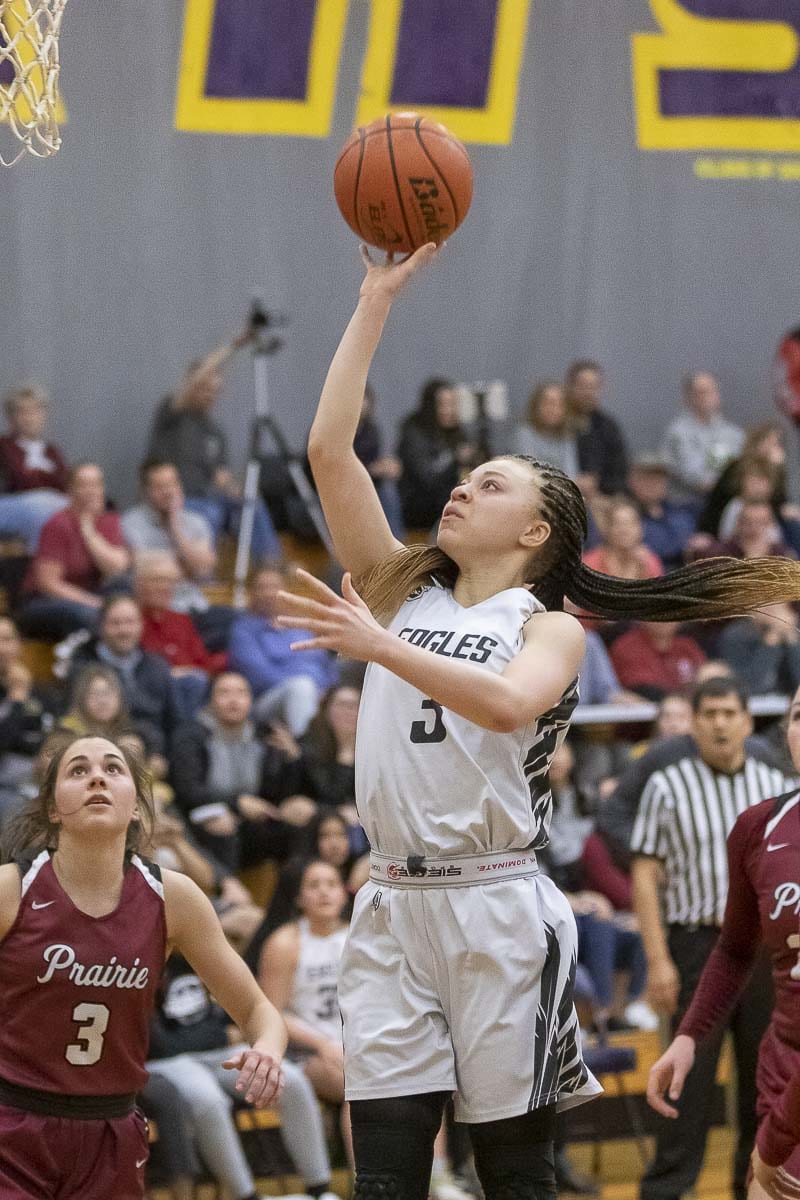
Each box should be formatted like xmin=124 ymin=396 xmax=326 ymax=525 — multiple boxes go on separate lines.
xmin=757 ymin=1025 xmax=800 ymax=1194
xmin=0 ymin=1104 xmax=149 ymax=1199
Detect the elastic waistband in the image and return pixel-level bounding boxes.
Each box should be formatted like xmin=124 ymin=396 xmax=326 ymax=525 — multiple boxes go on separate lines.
xmin=0 ymin=1075 xmax=136 ymax=1119
xmin=369 ymin=848 xmax=539 ymax=888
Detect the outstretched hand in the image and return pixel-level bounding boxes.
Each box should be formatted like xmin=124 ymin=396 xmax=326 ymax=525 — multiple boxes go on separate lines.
xmin=358 ymin=241 xmax=440 ymax=303
xmin=275 ymin=568 xmax=387 ymax=663
xmin=223 ymin=1046 xmax=284 ymax=1107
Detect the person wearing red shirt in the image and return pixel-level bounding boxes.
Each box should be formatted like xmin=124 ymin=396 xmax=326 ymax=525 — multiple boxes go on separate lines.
xmin=647 ymin=682 xmax=800 ymax=1200
xmin=18 ymin=463 xmax=130 ymax=640
xmin=0 ymin=384 xmax=69 ymax=552
xmin=582 ymin=498 xmax=664 ymax=581
xmin=610 ymin=621 xmax=706 ymax=700
xmin=133 ymin=550 xmax=225 ymax=720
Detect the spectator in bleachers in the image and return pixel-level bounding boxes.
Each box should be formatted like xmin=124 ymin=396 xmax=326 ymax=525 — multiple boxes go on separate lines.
xmin=507 ymin=380 xmax=579 ymax=477
xmin=541 ymin=742 xmax=648 ymax=1032
xmin=244 ymin=807 xmax=367 ymax=976
xmin=0 ymin=616 xmax=53 ymax=822
xmin=627 ymin=453 xmax=696 ymax=569
xmin=259 ymin=859 xmax=352 ymax=1163
xmin=610 ymin=621 xmax=706 ymax=701
xmin=718 ymin=500 xmax=795 ymax=561
xmin=564 ymin=359 xmax=629 ymax=496
xmin=582 ymin=497 xmax=664 ymax=582
xmin=228 ymin=563 xmax=338 ymax=736
xmin=627 ymin=691 xmax=694 ymax=763
xmin=138 ymin=1072 xmax=200 ymax=1200
xmin=60 ymin=663 xmax=130 ymax=739
xmin=397 ymin=377 xmax=482 ymax=530
xmin=68 ymin=593 xmax=178 ymax=758
xmin=169 ymin=671 xmax=299 ymax=872
xmin=717 ymin=602 xmax=800 ymax=697
xmin=355 ymin=382 xmax=405 ymax=538
xmin=123 ymin=458 xmax=236 ymax=652
xmin=148 ymin=950 xmax=340 ymax=1200
xmin=577 ymin=628 xmax=642 ymax=707
xmin=133 ymin=550 xmax=224 ymax=720
xmin=697 ymin=422 xmax=795 ymax=538
xmin=17 ymin=462 xmax=131 ymax=639
xmin=659 ymin=371 xmax=744 ymax=507
xmin=294 ymin=684 xmax=366 ymax=855
xmin=0 ymin=383 xmax=69 ymax=552
xmin=147 ymin=332 xmax=281 ymax=562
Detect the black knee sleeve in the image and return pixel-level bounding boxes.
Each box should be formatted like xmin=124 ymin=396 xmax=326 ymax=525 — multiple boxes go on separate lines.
xmin=468 ymin=1107 xmax=557 ymax=1200
xmin=351 ymin=1092 xmax=448 ymax=1200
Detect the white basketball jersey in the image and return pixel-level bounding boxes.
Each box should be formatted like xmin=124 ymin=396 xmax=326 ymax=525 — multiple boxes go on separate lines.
xmin=355 ymin=581 xmax=579 ymax=857
xmin=288 ymin=919 xmax=348 ymax=1043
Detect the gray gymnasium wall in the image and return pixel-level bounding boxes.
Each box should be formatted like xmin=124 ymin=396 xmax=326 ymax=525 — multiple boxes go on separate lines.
xmin=1 ymin=0 xmax=798 ymax=505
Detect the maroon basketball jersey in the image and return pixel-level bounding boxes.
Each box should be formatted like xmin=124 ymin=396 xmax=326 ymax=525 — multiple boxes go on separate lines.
xmin=0 ymin=850 xmax=166 ymax=1095
xmin=748 ymin=791 xmax=800 ymax=1049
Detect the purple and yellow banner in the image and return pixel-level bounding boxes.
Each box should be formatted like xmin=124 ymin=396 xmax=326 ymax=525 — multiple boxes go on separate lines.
xmin=633 ymin=0 xmax=800 ymax=150
xmin=175 ymin=0 xmax=531 ymax=143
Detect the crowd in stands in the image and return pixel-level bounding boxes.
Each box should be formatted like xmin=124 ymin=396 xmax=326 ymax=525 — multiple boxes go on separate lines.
xmin=1 ymin=335 xmax=799 ymax=1199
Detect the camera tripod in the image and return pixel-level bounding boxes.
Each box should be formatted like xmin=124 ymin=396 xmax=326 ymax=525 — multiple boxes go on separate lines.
xmin=233 ymin=304 xmax=334 ymax=608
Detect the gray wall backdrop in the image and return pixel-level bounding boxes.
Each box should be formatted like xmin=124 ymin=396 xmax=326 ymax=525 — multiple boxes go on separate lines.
xmin=1 ymin=1 xmax=797 ymax=505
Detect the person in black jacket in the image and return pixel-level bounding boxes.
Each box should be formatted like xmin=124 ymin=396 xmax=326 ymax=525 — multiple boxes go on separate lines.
xmin=169 ymin=671 xmax=306 ymax=871
xmin=68 ymin=593 xmax=179 ymax=759
xmin=564 ymin=359 xmax=629 ymax=497
xmin=397 ymin=377 xmax=485 ymax=530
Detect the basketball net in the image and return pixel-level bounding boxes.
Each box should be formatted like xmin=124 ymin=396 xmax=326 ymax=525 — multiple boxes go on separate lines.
xmin=0 ymin=0 xmax=67 ymax=167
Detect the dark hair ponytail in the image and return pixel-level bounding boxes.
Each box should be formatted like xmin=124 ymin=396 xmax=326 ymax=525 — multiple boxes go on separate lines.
xmin=522 ymin=457 xmax=800 ymax=620
xmin=357 ymin=455 xmax=800 ymax=625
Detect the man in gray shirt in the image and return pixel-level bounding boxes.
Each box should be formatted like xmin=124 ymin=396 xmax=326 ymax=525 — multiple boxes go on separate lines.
xmin=147 ymin=333 xmax=281 ymax=560
xmin=659 ymin=371 xmax=744 ymax=507
xmin=123 ymin=460 xmax=235 ymax=651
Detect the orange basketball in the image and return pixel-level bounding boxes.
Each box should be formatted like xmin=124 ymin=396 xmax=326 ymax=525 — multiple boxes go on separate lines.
xmin=334 ymin=113 xmax=473 ymax=254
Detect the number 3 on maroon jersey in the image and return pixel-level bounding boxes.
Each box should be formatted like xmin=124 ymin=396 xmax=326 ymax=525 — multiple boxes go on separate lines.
xmin=66 ymin=1002 xmax=110 ymax=1065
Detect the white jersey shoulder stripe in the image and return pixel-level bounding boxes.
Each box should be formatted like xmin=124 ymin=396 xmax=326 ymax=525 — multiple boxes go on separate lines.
xmin=131 ymin=854 xmax=165 ymax=900
xmin=20 ymin=849 xmax=50 ymax=898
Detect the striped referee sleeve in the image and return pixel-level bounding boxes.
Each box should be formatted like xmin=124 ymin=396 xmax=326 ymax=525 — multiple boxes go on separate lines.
xmin=630 ymin=771 xmax=667 ymax=858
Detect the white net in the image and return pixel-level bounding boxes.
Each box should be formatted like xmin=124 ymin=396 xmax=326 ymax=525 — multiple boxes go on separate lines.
xmin=0 ymin=0 xmax=68 ymax=167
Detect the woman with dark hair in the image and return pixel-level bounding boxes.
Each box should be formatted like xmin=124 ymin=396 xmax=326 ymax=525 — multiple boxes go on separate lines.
xmin=277 ymin=243 xmax=800 ymax=1200
xmin=697 ymin=423 xmax=798 ymax=538
xmin=0 ymin=731 xmax=286 ymax=1199
xmin=397 ymin=376 xmax=482 ymax=529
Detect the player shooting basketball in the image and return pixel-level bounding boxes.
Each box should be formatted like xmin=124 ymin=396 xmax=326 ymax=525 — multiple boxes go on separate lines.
xmin=274 ymin=242 xmax=800 ymax=1200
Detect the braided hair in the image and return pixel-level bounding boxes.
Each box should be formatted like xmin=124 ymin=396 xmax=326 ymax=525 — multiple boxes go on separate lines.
xmin=356 ymin=456 xmax=800 ymax=625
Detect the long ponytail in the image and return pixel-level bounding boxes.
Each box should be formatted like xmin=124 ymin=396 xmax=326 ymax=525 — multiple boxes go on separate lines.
xmin=356 ymin=456 xmax=800 ymax=624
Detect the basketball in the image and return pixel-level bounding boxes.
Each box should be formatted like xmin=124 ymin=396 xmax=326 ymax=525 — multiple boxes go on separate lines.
xmin=333 ymin=112 xmax=473 ymax=254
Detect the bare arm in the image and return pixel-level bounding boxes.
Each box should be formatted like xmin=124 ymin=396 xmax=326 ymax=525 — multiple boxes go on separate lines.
xmin=308 ymin=244 xmax=437 ymax=579
xmin=174 ymin=329 xmax=251 ymax=410
xmin=632 ymin=855 xmax=679 ymax=1014
xmin=79 ymin=519 xmax=131 ymax=578
xmin=259 ymin=924 xmax=340 ymax=1053
xmin=278 ymin=572 xmax=585 ymax=733
xmin=164 ymin=871 xmax=286 ymax=1104
xmin=0 ymin=864 xmax=20 ymax=941
xmin=34 ymin=559 xmax=102 ymax=608
xmin=168 ymin=514 xmax=216 ymax=580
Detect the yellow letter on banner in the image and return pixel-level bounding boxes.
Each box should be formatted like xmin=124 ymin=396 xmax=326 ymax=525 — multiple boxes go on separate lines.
xmin=175 ymin=0 xmax=349 ymax=136
xmin=632 ymin=0 xmax=800 ymax=151
xmin=356 ymin=0 xmax=531 ymax=144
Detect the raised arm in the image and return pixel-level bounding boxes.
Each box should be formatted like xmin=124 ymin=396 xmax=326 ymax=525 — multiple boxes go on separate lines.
xmin=308 ymin=244 xmax=437 ymax=579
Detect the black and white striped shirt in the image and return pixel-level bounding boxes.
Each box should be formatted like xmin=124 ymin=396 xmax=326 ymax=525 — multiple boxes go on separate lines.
xmin=630 ymin=756 xmax=794 ymax=926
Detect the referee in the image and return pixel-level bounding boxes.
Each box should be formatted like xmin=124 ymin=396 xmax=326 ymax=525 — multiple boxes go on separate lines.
xmin=631 ymin=675 xmax=794 ymax=1200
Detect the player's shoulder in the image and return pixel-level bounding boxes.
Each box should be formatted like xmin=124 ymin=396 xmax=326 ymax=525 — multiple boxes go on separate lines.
xmin=523 ymin=609 xmax=585 ymax=654
xmin=731 ymin=789 xmax=800 ymax=848
xmin=263 ymin=920 xmax=302 ymax=958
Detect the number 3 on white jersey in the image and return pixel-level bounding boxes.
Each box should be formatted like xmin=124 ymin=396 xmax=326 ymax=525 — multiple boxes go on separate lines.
xmin=66 ymin=1002 xmax=110 ymax=1065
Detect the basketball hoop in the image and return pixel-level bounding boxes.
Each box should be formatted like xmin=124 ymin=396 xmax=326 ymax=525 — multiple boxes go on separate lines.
xmin=0 ymin=0 xmax=68 ymax=167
